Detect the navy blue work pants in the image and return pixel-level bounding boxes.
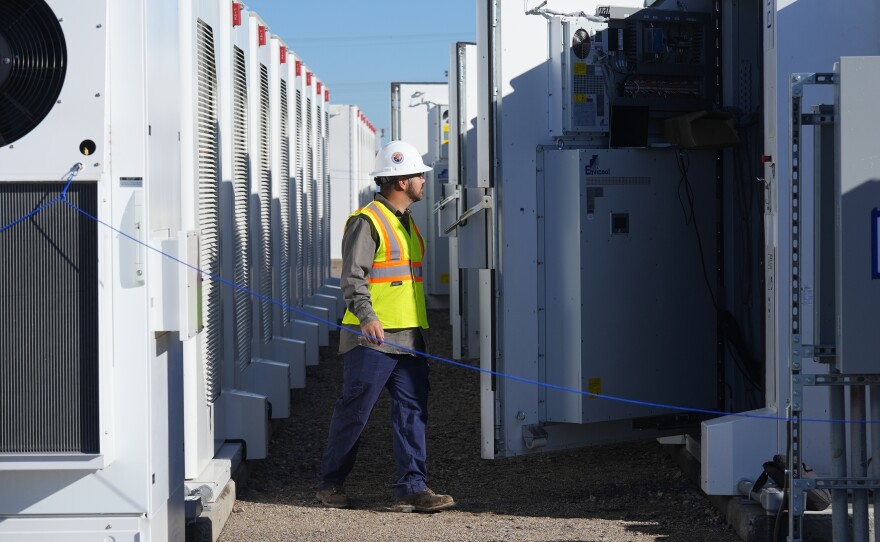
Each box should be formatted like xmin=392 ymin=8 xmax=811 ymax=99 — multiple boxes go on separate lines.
xmin=317 ymin=346 xmax=430 ymax=499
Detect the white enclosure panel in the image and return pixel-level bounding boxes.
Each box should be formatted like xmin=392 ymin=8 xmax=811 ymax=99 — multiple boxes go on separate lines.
xmin=541 ymin=148 xmax=717 ymax=423
xmin=835 ymin=56 xmax=880 ymax=374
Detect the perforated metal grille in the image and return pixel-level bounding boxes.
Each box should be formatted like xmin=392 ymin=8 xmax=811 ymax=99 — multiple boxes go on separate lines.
xmin=279 ymin=79 xmax=291 ymax=324
xmin=232 ymin=45 xmax=252 ymax=371
xmin=0 ymin=183 xmax=99 ymax=453
xmin=196 ymin=19 xmax=222 ymax=404
xmin=259 ymin=64 xmax=272 ymax=344
xmin=572 ymin=72 xmax=604 ymax=95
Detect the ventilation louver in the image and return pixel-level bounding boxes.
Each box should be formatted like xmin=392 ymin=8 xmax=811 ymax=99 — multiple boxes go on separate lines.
xmin=196 ymin=19 xmax=222 ymax=404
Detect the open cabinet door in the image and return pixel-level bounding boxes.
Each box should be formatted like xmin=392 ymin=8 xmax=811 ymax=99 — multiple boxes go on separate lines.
xmin=478 ymin=147 xmax=720 ymax=460
xmin=473 ymin=0 xmax=722 ymax=459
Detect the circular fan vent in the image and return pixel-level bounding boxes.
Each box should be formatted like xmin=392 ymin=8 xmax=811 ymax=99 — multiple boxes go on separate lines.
xmin=571 ymin=28 xmax=591 ymax=60
xmin=0 ymin=0 xmax=67 ymax=147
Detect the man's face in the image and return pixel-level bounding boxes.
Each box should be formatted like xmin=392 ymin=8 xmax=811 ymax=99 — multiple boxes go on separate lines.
xmin=406 ymin=173 xmax=426 ymax=202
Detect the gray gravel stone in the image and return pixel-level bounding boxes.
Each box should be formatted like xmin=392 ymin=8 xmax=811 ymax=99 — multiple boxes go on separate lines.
xmin=218 ymin=309 xmax=739 ymax=542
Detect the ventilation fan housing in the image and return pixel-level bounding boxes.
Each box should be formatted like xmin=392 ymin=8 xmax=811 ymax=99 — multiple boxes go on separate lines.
xmin=0 ymin=0 xmax=106 ymax=182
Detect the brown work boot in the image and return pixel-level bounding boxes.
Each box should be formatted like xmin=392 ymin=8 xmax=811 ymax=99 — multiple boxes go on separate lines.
xmin=316 ymin=486 xmax=350 ymax=508
xmin=393 ymin=488 xmax=455 ymax=513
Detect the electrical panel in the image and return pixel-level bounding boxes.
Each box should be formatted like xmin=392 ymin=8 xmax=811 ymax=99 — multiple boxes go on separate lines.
xmin=561 ymin=6 xmax=714 ymax=144
xmin=602 ymin=7 xmax=712 ymax=107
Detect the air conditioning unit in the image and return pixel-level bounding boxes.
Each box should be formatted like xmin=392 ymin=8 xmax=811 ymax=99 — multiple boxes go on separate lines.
xmin=0 ymin=1 xmax=185 ymax=539
xmin=177 ymin=0 xmax=247 ymax=499
xmin=0 ymin=1 xmax=106 ymax=182
xmin=560 ymin=17 xmax=610 ymax=133
xmin=212 ymin=2 xmax=279 ymax=462
xmin=299 ymin=68 xmax=331 ymax=347
xmin=269 ymin=34 xmax=307 ymax=389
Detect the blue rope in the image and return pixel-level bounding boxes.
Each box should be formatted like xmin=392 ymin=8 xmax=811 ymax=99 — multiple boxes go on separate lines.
xmin=60 ymin=163 xmax=83 ymax=200
xmin=0 ymin=197 xmax=62 ymax=233
xmin=0 ymin=164 xmax=82 ymax=233
xmin=0 ymin=198 xmax=864 ymax=426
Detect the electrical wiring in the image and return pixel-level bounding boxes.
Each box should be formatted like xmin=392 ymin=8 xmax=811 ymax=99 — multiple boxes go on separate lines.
xmin=674 ymin=149 xmax=765 ymax=402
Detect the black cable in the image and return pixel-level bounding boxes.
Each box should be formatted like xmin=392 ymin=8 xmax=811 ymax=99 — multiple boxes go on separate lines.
xmin=675 ymin=148 xmax=765 ymax=401
xmin=674 ymin=149 xmax=717 ymax=311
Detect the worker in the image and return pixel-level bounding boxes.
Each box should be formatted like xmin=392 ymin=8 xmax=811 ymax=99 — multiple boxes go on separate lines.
xmin=315 ymin=140 xmax=455 ymax=513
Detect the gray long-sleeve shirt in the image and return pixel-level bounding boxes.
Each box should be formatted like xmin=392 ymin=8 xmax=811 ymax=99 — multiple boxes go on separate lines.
xmin=338 ymin=194 xmax=426 ymax=356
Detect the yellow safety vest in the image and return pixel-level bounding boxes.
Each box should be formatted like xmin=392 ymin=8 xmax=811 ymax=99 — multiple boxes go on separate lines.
xmin=341 ymin=201 xmax=429 ymax=329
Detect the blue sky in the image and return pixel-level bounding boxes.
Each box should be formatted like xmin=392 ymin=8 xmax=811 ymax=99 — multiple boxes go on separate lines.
xmin=244 ymin=1 xmax=477 ymax=140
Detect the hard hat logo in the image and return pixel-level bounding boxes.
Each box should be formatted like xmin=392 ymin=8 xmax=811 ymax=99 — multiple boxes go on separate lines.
xmin=391 ymin=152 xmax=404 ymax=164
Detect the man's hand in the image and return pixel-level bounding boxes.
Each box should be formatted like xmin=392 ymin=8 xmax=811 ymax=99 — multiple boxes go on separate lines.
xmin=360 ymin=320 xmax=385 ymax=345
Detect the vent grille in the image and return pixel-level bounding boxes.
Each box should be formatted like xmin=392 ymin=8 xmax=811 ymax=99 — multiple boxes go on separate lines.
xmin=232 ymin=45 xmax=252 ymax=371
xmin=316 ymin=105 xmax=324 ymax=283
xmin=279 ymin=79 xmax=291 ymax=324
xmin=306 ymin=98 xmax=313 ymax=183
xmin=196 ymin=19 xmax=222 ymax=404
xmin=305 ymin=97 xmax=313 ymax=297
xmin=258 ymin=64 xmax=272 ymax=344
xmin=323 ymin=137 xmax=330 ymax=283
xmin=0 ymin=183 xmax=99 ymax=453
xmin=294 ymin=89 xmax=304 ymax=306
xmin=323 ymin=110 xmax=330 ymax=282
xmin=308 ymin=178 xmax=317 ymax=297
xmin=295 ymin=90 xmax=303 ymax=174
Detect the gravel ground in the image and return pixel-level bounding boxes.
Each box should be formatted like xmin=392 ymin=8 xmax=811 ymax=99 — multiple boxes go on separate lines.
xmin=218 ymin=307 xmax=740 ymax=542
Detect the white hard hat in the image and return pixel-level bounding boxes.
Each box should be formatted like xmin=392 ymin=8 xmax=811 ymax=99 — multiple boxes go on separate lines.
xmin=369 ymin=140 xmax=432 ymax=178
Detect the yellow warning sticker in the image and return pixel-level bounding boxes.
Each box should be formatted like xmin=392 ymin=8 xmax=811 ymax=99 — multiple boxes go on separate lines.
xmin=587 ymin=377 xmax=601 ymax=399
xmin=573 ymin=93 xmax=588 ymax=103
xmin=573 ymin=62 xmax=587 ymax=76
xmin=440 ymin=273 xmax=449 ymax=284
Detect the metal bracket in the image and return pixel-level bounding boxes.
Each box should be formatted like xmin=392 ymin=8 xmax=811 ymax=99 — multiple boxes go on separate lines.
xmin=444 ymin=195 xmax=493 ymax=234
xmin=792 ymin=344 xmax=837 ymax=363
xmin=801 ymin=113 xmax=836 ymax=125
xmin=790 ymin=72 xmax=836 ymax=97
xmin=522 ymin=424 xmax=548 ymax=450
xmin=432 ymin=188 xmax=460 ymax=214
xmin=812 ymin=477 xmax=880 ymax=490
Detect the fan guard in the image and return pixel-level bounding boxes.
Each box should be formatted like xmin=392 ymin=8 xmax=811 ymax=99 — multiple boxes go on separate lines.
xmin=571 ymin=28 xmax=591 ymax=60
xmin=0 ymin=0 xmax=67 ymax=148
